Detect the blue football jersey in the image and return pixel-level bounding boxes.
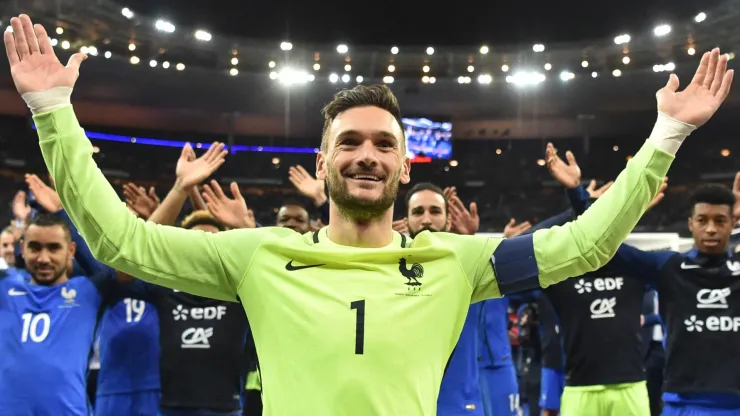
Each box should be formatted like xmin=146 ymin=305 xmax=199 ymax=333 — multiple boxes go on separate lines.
xmin=0 ymin=275 xmax=104 ymax=415
xmin=96 ymin=297 xmax=160 ymax=395
xmin=477 ymin=298 xmax=515 ymax=368
xmin=438 ymin=302 xmax=484 ymax=415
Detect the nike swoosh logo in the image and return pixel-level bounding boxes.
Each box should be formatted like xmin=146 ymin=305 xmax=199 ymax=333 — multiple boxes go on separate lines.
xmin=8 ymin=289 xmax=27 ymax=296
xmin=681 ymin=262 xmax=701 ymax=270
xmin=285 ymin=260 xmax=324 ymax=271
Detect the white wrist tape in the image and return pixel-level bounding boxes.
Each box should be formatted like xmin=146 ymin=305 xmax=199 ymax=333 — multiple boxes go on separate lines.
xmin=21 ymin=87 xmax=73 ymax=115
xmin=648 ymin=112 xmax=696 ymax=155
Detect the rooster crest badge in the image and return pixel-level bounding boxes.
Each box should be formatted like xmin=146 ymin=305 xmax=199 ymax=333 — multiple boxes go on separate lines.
xmin=398 ymin=258 xmax=424 ymax=287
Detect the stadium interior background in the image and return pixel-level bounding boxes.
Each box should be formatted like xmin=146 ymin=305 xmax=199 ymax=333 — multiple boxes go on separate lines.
xmin=1 ymin=0 xmax=739 ymax=236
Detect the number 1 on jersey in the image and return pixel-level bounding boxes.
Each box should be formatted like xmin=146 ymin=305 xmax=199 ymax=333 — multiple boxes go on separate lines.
xmin=350 ymin=300 xmax=365 ymax=354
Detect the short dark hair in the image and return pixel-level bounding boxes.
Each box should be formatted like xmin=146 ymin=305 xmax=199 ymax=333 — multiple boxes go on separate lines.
xmin=320 ymin=85 xmax=404 ymax=152
xmin=689 ymin=184 xmax=735 ymax=215
xmin=405 ymin=182 xmax=448 ymax=216
xmin=26 ymin=214 xmax=72 ymax=241
xmin=181 ymin=210 xmax=226 ymax=232
xmin=280 ymin=198 xmax=309 ymax=212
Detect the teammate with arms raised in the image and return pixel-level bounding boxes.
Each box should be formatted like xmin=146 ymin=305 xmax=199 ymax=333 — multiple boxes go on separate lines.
xmin=5 ymin=14 xmax=734 ymax=415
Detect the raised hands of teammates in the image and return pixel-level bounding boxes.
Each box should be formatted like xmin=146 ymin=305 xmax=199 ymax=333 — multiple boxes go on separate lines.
xmin=288 ymin=165 xmax=327 ymax=207
xmin=545 ymin=144 xmax=581 ymax=189
xmin=656 ymin=48 xmax=733 ymax=127
xmin=24 ymin=174 xmax=62 ymax=212
xmin=202 ymin=180 xmax=256 ymax=229
xmin=732 ymin=173 xmax=740 ymax=222
xmin=392 ymin=218 xmax=409 ymax=234
xmin=11 ymin=190 xmax=30 ymax=222
xmin=175 ymin=142 xmax=227 ymax=191
xmin=444 ymin=187 xmax=480 ymax=235
xmin=503 ymin=219 xmax=532 ymax=238
xmin=122 ymin=183 xmax=160 ymax=219
xmin=585 ymin=179 xmax=613 ymax=199
xmin=5 ymin=15 xmax=86 ymax=105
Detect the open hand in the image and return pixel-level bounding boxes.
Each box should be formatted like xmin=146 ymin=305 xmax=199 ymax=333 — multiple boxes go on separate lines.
xmin=545 ymin=143 xmax=581 ymax=188
xmin=5 ymin=14 xmax=87 ymax=95
xmin=656 ymin=48 xmax=733 ymax=127
xmin=392 ymin=218 xmax=409 ymax=234
xmin=175 ymin=142 xmax=227 ymax=191
xmin=12 ymin=190 xmax=31 ymax=220
xmin=586 ymin=180 xmax=614 ymax=199
xmin=503 ymin=218 xmax=532 ymax=238
xmin=202 ymin=180 xmax=254 ymax=229
xmin=288 ymin=165 xmax=326 ymax=206
xmin=122 ymin=183 xmax=160 ymax=219
xmin=449 ymin=194 xmax=480 ymax=235
xmin=25 ymin=173 xmax=62 ymax=212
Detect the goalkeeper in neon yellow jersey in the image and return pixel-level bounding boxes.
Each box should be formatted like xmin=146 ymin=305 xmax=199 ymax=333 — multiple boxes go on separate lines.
xmin=5 ymin=14 xmax=735 ymax=416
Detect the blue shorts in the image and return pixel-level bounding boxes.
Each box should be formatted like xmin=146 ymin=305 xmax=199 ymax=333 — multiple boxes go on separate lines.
xmin=479 ymin=364 xmax=519 ymax=416
xmin=539 ymin=368 xmax=565 ymax=411
xmin=95 ymin=390 xmax=160 ymax=416
xmin=662 ymin=403 xmax=740 ymax=416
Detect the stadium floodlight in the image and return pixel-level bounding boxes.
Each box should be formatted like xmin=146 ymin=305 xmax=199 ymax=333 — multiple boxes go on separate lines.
xmin=277 ymin=68 xmax=312 ymax=87
xmin=533 ymin=44 xmax=545 ymax=52
xmin=268 ymin=61 xmax=276 ymax=68
xmin=231 ymin=57 xmax=239 ymax=65
xmin=341 ymin=74 xmax=350 ymax=83
xmin=501 ymin=64 xmax=509 ymax=72
xmin=614 ymin=34 xmax=630 ymax=45
xmin=581 ymin=60 xmax=589 ymax=68
xmin=429 ymin=77 xmax=436 ymax=84
xmin=477 ymin=74 xmax=493 ymax=84
xmin=344 ymin=64 xmax=352 ymax=72
xmin=155 ymin=20 xmax=175 ymax=33
xmin=128 ymin=43 xmax=136 ymax=51
xmin=121 ymin=7 xmax=134 ymax=19
xmin=307 ymin=74 xmax=315 ymax=81
xmin=391 ymin=46 xmax=399 ymax=54
xmin=505 ymin=71 xmax=546 ymax=86
xmin=61 ymin=40 xmax=70 ymax=50
xmin=426 ymin=47 xmax=434 ymax=55
xmin=313 ymin=63 xmax=320 ymax=71
xmin=687 ymin=47 xmax=696 ymax=56
xmin=612 ymin=69 xmax=622 ymax=77
xmin=388 ymin=64 xmax=396 ymax=72
xmin=664 ymin=62 xmax=675 ymax=71
xmin=280 ymin=41 xmax=293 ymax=51
xmin=176 ymin=63 xmax=185 ymax=71
xmin=336 ymin=44 xmax=348 ymax=54
xmin=591 ymin=71 xmax=598 ymax=78
xmin=422 ymin=76 xmax=430 ymax=84
xmin=149 ymin=59 xmax=157 ymax=68
xmin=480 ymin=45 xmax=489 ymax=54
xmin=88 ymin=46 xmax=98 ymax=56
xmin=229 ymin=68 xmax=238 ymax=76
xmin=162 ymin=61 xmax=170 ymax=69
xmin=130 ymin=56 xmax=140 ymax=65
xmin=622 ymin=56 xmax=631 ymax=64
xmin=195 ymin=30 xmax=212 ymax=41
xmin=422 ymin=65 xmax=430 ymax=73
xmin=544 ymin=63 xmax=552 ymax=71
xmin=269 ymin=71 xmax=278 ymax=80
xmin=653 ymin=24 xmax=671 ymax=37
xmin=467 ymin=65 xmax=474 ymax=72
xmin=56 ymin=27 xmax=63 ymax=35
xmin=329 ymin=73 xmax=339 ymax=83
xmin=560 ymin=71 xmax=575 ymax=81
xmin=80 ymin=46 xmax=89 ymax=54
xmin=695 ymin=12 xmax=706 ymax=23
xmin=356 ymin=75 xmax=364 ymax=83
xmin=50 ymin=38 xmax=58 ymax=47
xmin=383 ymin=76 xmax=394 ymax=84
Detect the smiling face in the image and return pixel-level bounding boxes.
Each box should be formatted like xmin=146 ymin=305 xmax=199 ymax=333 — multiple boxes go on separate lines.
xmin=316 ymin=106 xmax=410 ymax=221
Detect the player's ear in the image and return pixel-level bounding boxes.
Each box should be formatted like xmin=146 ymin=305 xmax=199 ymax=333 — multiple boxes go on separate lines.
xmin=444 ymin=214 xmax=452 ymax=232
xmin=68 ymin=241 xmax=76 ymax=258
xmin=316 ymin=152 xmax=327 ymax=181
xmin=400 ymin=156 xmax=411 ymax=185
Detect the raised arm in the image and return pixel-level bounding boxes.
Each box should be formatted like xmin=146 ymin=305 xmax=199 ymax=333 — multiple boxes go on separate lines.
xmin=451 ymin=49 xmax=733 ymax=300
xmin=5 ymin=15 xmax=266 ymax=301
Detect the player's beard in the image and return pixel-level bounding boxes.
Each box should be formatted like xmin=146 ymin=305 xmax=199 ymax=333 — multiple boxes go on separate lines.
xmin=327 ymin=163 xmax=401 ymax=222
xmin=30 ymin=260 xmax=68 ymax=286
xmin=408 ymin=225 xmax=441 ymax=238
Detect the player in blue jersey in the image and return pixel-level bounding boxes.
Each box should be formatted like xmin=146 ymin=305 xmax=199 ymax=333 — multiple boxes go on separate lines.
xmin=25 ymin=173 xmax=162 ymax=416
xmin=0 ymin=213 xmax=116 ymax=415
xmin=400 ymin=182 xmax=485 ymax=415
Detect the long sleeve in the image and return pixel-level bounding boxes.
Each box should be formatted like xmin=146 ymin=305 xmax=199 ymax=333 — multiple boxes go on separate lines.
xmin=608 ymin=244 xmax=676 ymax=286
xmin=524 ymin=209 xmax=574 ymax=235
xmin=36 ymin=106 xmax=268 ymax=302
xmin=529 ymin=140 xmax=673 ymax=288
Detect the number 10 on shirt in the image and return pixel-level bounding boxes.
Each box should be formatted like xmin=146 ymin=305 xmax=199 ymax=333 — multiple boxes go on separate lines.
xmin=351 ymin=300 xmax=365 ymax=355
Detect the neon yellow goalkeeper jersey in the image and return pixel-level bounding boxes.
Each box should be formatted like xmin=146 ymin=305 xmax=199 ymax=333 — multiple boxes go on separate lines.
xmin=37 ymin=106 xmax=673 ymax=415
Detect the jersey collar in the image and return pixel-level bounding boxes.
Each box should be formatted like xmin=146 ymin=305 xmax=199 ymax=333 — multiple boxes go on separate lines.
xmin=311 ymin=227 xmax=409 ymax=249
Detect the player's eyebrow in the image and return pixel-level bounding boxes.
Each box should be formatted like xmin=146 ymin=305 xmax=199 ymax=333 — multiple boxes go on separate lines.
xmin=335 ymin=130 xmax=398 ymax=144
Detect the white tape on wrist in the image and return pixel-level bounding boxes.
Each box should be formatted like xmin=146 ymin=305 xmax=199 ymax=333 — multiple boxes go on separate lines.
xmin=21 ymin=87 xmax=73 ymax=115
xmin=648 ymin=112 xmax=696 ymax=155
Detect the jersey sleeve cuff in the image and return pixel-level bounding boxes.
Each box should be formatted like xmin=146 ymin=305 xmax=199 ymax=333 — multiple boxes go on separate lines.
xmin=490 ymin=234 xmax=540 ymax=295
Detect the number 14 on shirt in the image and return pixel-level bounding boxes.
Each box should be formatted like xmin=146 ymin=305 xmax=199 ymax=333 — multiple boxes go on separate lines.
xmin=351 ymin=300 xmax=365 ymax=355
